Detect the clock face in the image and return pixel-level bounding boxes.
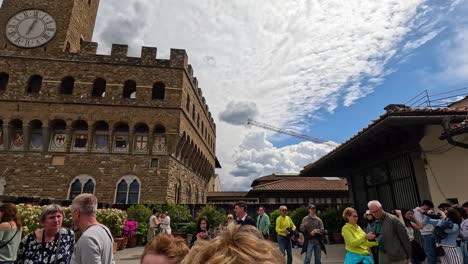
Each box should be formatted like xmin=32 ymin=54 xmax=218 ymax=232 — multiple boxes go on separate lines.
xmin=5 ymin=9 xmax=57 ymax=48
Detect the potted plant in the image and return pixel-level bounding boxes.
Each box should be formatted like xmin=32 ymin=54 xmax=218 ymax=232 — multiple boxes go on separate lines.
xmin=180 ymin=222 xmax=197 ymax=244
xmin=123 ymin=220 xmax=138 ymax=248
xmin=268 ymin=209 xmax=281 ymax=242
xmin=126 ymin=204 xmax=152 ymax=245
xmin=96 ymin=208 xmax=126 ymax=251
xmin=319 ymin=207 xmax=345 ymax=244
xmin=158 ymin=201 xmax=191 ymax=238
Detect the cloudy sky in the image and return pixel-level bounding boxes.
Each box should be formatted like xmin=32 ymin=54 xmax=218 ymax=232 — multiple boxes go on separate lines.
xmin=86 ymin=0 xmax=468 ymax=191
xmin=3 ymin=0 xmax=463 ymax=190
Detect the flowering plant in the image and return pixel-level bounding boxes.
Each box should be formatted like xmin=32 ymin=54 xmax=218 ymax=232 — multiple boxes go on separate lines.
xmin=96 ymin=208 xmax=127 ymax=237
xmin=123 ymin=220 xmax=138 ymax=238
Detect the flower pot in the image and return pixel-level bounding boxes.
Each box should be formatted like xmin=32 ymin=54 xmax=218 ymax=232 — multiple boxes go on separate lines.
xmin=113 ymin=242 xmax=119 ymax=253
xmin=114 ymin=238 xmax=124 ymax=253
xmin=127 ymin=235 xmax=138 ymax=248
xmin=118 ymin=237 xmax=128 ymax=250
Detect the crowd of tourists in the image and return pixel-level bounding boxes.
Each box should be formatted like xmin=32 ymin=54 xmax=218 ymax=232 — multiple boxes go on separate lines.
xmin=0 ymin=196 xmax=467 ymax=264
xmin=342 ymin=200 xmax=468 ymax=264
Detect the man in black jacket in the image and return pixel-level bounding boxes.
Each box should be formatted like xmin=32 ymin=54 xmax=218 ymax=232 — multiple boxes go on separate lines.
xmin=234 ymin=201 xmax=257 ymax=227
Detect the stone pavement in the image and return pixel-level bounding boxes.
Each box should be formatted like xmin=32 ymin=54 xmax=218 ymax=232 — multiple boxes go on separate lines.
xmin=115 ymin=243 xmax=346 ymax=264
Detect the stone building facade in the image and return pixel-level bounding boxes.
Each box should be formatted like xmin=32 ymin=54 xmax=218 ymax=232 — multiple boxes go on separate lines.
xmin=0 ymin=0 xmax=216 ymax=204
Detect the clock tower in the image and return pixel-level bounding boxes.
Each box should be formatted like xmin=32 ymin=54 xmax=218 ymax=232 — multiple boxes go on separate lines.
xmin=0 ymin=0 xmax=100 ymax=52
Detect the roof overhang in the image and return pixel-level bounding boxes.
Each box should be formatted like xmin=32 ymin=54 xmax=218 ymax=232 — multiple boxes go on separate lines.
xmin=301 ymin=111 xmax=468 ymax=176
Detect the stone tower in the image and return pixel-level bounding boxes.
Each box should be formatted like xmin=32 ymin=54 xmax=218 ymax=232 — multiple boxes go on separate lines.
xmin=0 ymin=0 xmax=99 ymax=52
xmin=0 ymin=0 xmax=217 ymax=204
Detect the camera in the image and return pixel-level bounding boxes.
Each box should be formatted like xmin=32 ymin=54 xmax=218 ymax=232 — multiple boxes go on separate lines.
xmin=423 ymin=212 xmax=441 ymax=219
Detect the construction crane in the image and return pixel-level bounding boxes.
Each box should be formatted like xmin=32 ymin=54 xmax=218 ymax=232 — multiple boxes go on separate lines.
xmin=246 ymin=119 xmax=337 ymax=147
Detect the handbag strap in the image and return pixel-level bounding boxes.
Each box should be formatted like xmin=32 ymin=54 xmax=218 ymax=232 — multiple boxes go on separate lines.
xmin=0 ymin=227 xmax=19 ymax=249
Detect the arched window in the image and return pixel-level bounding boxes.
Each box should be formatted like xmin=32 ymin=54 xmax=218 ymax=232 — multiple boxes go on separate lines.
xmin=0 ymin=72 xmax=9 ymax=92
xmin=72 ymin=120 xmax=88 ymax=152
xmin=83 ymin=179 xmax=94 ymax=193
xmin=69 ymin=179 xmax=82 ymax=199
xmin=128 ymin=180 xmax=140 ymax=204
xmin=9 ymin=119 xmax=24 ymax=151
xmin=123 ymin=80 xmax=136 ymax=99
xmin=113 ymin=122 xmax=129 ymax=153
xmin=60 ymin=76 xmax=75 ymax=95
xmin=153 ymin=125 xmax=166 ymax=154
xmin=91 ymin=78 xmax=106 ymax=97
xmin=49 ymin=119 xmax=67 ymax=152
xmin=68 ymin=176 xmax=95 ymax=199
xmin=152 ymin=82 xmax=165 ymax=100
xmin=115 ymin=176 xmax=140 ymax=204
xmin=93 ymin=121 xmax=109 ymax=152
xmin=27 ymin=75 xmax=43 ymax=94
xmin=29 ymin=120 xmax=43 ymax=151
xmin=116 ymin=180 xmax=128 ymax=204
xmin=134 ymin=123 xmax=149 ymax=153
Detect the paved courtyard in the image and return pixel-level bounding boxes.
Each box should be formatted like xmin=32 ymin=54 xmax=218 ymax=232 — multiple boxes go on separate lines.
xmin=115 ymin=243 xmax=346 ymax=264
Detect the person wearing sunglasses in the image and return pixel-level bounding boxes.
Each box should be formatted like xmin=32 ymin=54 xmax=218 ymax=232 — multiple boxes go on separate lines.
xmin=276 ymin=205 xmax=296 ymax=264
xmin=342 ymin=207 xmax=378 ymax=264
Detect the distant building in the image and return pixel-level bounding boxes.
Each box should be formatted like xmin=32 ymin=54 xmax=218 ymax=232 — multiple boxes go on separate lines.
xmin=207 ymin=191 xmax=257 ymax=205
xmin=301 ymin=101 xmax=468 ymax=214
xmin=247 ymin=174 xmax=350 ymax=210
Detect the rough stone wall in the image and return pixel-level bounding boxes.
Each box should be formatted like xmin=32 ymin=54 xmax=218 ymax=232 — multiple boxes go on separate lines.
xmin=0 ymin=152 xmax=174 ymax=203
xmin=0 ymin=0 xmax=216 ymax=204
xmin=66 ymin=0 xmax=100 ymax=52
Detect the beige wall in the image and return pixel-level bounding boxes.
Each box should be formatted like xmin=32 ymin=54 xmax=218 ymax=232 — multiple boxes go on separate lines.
xmin=208 ymin=174 xmax=222 ymax=192
xmin=420 ymin=125 xmax=468 ymax=205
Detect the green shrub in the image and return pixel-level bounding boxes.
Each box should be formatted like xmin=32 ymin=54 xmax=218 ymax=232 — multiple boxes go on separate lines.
xmin=290 ymin=207 xmax=309 ymax=228
xmin=269 ymin=209 xmax=280 ymax=235
xmin=196 ymin=205 xmax=226 ymax=230
xmin=157 ymin=201 xmax=191 ymax=231
xmin=319 ymin=207 xmax=344 ymax=233
xmin=180 ymin=222 xmax=197 ymax=234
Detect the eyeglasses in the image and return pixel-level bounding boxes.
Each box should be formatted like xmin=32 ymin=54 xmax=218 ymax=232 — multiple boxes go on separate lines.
xmin=227 ymin=217 xmax=233 ymax=219
xmin=281 ymin=209 xmax=288 ymax=212
xmin=350 ymin=215 xmax=358 ymax=218
xmin=369 ymin=209 xmax=379 ymax=214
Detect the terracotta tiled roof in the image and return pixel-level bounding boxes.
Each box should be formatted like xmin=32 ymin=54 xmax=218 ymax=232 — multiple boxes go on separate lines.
xmin=250 ymin=177 xmax=348 ymax=192
xmin=207 ymin=192 xmax=248 ymax=197
xmin=301 ymin=105 xmax=468 ymax=173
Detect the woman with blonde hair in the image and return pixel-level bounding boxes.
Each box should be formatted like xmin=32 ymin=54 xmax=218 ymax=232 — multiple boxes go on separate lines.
xmin=182 ymin=223 xmax=284 ymax=264
xmin=141 ymin=233 xmax=189 ymax=264
xmin=342 ymin=207 xmax=378 ymax=264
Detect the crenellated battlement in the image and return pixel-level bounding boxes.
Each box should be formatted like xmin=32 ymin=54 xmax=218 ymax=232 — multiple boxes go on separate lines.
xmin=74 ymin=42 xmax=214 ymax=128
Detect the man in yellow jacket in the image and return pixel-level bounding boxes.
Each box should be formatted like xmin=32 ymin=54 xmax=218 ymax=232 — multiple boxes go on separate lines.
xmin=276 ymin=205 xmax=296 ymax=264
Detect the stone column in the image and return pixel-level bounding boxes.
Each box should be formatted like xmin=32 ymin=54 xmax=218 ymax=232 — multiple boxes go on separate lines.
xmin=22 ymin=125 xmax=30 ymax=151
xmin=2 ymin=123 xmax=10 ymax=151
xmin=148 ymin=129 xmax=154 ymax=155
xmin=127 ymin=129 xmax=133 ymax=154
xmin=87 ymin=128 xmax=93 ymax=152
xmin=42 ymin=126 xmax=50 ymax=152
xmin=65 ymin=126 xmax=73 ymax=152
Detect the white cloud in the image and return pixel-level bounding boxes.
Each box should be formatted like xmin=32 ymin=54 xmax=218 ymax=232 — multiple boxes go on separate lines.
xmin=226 ymin=131 xmax=336 ymax=190
xmin=88 ymin=0 xmax=458 ymax=190
xmin=0 ymin=0 xmax=455 ymax=190
xmin=437 ymin=28 xmax=468 ymax=83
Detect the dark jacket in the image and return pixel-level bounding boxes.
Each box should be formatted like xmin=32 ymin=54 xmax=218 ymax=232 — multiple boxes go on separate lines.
xmin=379 ymin=212 xmax=411 ymax=261
xmin=237 ymin=215 xmax=257 ymax=227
